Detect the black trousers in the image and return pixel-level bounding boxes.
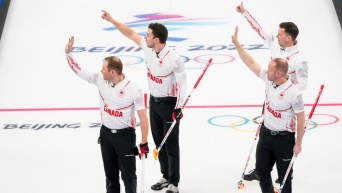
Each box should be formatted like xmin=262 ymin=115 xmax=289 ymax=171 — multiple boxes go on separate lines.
xmin=256 ymin=125 xmax=295 ymax=193
xmin=149 ymin=96 xmax=180 ymax=186
xmin=99 ymin=125 xmax=137 ymax=193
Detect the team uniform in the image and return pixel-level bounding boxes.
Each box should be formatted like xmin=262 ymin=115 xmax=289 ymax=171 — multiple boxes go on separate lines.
xmin=256 ymin=68 xmax=304 ymax=193
xmin=239 ymin=9 xmax=309 ymax=184
xmin=140 ymin=38 xmax=187 ymax=187
xmin=241 ymin=10 xmax=309 ymax=91
xmin=66 ymin=53 xmax=145 ymax=193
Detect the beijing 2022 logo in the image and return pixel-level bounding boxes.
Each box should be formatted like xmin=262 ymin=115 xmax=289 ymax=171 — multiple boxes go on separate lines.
xmin=102 ymin=12 xmax=229 ymax=42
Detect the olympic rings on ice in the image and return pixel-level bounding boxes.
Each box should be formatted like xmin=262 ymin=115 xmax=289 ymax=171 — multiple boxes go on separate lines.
xmin=207 ymin=114 xmax=338 ymax=132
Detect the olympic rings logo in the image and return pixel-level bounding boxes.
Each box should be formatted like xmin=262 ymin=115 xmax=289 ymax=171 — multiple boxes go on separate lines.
xmin=118 ymin=54 xmax=235 ymax=70
xmin=207 ymin=114 xmax=339 ymax=132
xmin=117 ymin=55 xmax=145 ymax=70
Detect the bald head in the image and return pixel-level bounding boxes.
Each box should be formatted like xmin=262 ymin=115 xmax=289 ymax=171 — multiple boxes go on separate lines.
xmin=267 ymin=58 xmax=288 ymax=82
xmin=273 ymin=58 xmax=288 ymax=75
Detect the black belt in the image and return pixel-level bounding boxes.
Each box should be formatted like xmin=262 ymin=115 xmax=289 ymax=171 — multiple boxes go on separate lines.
xmin=150 ymin=95 xmax=177 ymax=103
xmin=102 ymin=125 xmax=134 ymax=134
xmin=262 ymin=125 xmax=292 ymax=136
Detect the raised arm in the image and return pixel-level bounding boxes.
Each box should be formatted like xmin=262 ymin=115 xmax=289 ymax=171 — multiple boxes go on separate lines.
xmin=101 ymin=10 xmax=142 ymax=46
xmin=236 ymin=2 xmax=272 ymax=45
xmin=65 ymin=36 xmax=99 ymax=85
xmin=231 ymin=26 xmax=261 ymax=77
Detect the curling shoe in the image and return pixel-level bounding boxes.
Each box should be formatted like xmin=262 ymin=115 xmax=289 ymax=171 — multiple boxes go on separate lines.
xmin=165 ymin=184 xmax=179 ymax=193
xmin=243 ymin=169 xmax=260 ymax=181
xmin=151 ymin=178 xmax=169 ymax=190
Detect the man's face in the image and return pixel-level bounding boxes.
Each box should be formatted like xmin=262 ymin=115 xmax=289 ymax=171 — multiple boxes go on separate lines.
xmin=267 ymin=60 xmax=277 ymax=81
xmin=276 ymin=28 xmax=290 ymax=47
xmin=101 ymin=61 xmax=112 ymax=81
xmin=145 ymin=28 xmax=157 ymax=48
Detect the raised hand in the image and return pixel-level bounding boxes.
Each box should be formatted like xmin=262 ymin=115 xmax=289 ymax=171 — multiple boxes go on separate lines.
xmin=65 ymin=36 xmax=74 ymax=54
xmin=101 ymin=10 xmax=113 ymax=22
xmin=236 ymin=2 xmax=245 ymax=13
xmin=231 ymin=26 xmax=239 ymax=46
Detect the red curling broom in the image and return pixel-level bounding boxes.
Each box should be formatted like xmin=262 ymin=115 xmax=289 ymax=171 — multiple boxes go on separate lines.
xmin=153 ymin=58 xmax=213 ymax=160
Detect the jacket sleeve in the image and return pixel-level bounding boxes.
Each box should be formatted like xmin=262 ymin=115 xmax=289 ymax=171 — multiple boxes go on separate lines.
xmin=294 ymin=60 xmax=309 ymax=91
xmin=173 ymin=57 xmax=187 ymax=109
xmin=241 ymin=10 xmax=275 ymax=47
xmin=66 ymin=53 xmax=99 ymax=85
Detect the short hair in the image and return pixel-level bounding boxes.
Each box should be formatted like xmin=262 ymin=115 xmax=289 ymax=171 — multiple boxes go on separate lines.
xmin=279 ymin=22 xmax=299 ymax=41
xmin=273 ymin=58 xmax=288 ymax=75
xmin=148 ymin=23 xmax=168 ymax=44
xmin=104 ymin=56 xmax=123 ymax=75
